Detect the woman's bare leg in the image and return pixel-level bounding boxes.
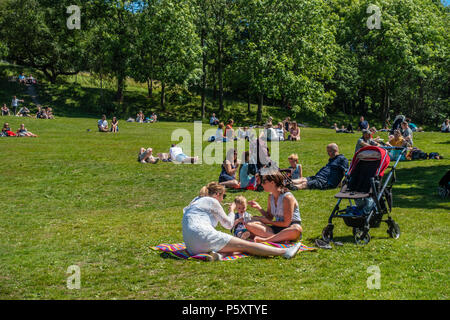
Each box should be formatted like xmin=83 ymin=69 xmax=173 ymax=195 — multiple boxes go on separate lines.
xmin=254 ymin=225 xmax=302 ymax=243
xmin=219 ymin=237 xmax=286 ymax=257
xmin=245 ymin=221 xmax=275 ymax=238
xmin=219 ymin=180 xmax=240 ymax=188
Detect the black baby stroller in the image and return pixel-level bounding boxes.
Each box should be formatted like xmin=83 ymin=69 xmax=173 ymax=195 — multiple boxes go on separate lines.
xmin=438 ymin=170 xmax=450 ymax=199
xmin=321 ymin=146 xmax=406 ymax=245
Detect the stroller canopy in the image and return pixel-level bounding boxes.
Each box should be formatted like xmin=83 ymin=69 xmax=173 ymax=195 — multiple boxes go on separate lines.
xmin=348 ymin=146 xmax=390 ymax=178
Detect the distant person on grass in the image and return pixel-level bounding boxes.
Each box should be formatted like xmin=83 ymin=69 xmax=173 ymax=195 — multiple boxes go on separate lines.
xmin=400 ymin=121 xmax=414 ymax=146
xmin=292 ymin=143 xmax=348 ymax=190
xmin=245 ymin=171 xmax=303 ymax=243
xmin=110 ymin=117 xmax=119 ymax=133
xmin=219 ymin=148 xmax=240 ymax=188
xmin=181 ymin=182 xmax=304 ymax=261
xmin=358 ymin=116 xmax=369 ymax=131
xmin=170 ymin=144 xmax=198 ymax=164
xmin=11 ymin=96 xmax=24 ymax=116
xmin=1 ymin=122 xmax=16 ymax=137
xmin=210 ymin=113 xmax=219 ymax=126
xmin=288 ymin=121 xmax=300 ymax=141
xmin=98 ymin=115 xmax=108 ymax=132
xmin=138 ymin=147 xmax=159 ymax=164
xmin=16 ymin=123 xmax=38 ymax=137
xmin=1 ymin=104 xmax=10 ymax=116
xmin=442 ymin=119 xmax=450 ymax=133
xmin=16 ymin=106 xmax=31 ymax=117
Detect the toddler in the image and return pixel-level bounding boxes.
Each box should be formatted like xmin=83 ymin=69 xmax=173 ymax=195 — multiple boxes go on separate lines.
xmin=232 ymin=196 xmax=252 ymax=240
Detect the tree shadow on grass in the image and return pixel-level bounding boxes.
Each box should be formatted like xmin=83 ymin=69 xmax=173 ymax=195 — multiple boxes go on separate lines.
xmin=392 ymin=164 xmax=450 ymax=210
xmin=436 ymin=140 xmax=450 ymax=145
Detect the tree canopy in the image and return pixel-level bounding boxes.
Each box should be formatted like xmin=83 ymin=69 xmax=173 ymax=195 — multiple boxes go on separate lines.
xmin=0 ymin=0 xmax=447 ymax=125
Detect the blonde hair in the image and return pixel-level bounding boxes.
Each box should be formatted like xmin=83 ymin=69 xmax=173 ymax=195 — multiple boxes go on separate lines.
xmin=199 ymin=182 xmax=226 ymax=197
xmin=288 ymin=153 xmax=299 ymax=162
xmin=234 ymin=195 xmax=247 ymax=206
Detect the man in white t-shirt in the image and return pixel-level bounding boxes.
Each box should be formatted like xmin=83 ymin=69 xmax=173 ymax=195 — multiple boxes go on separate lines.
xmin=169 ymin=144 xmax=198 ymax=164
xmin=98 ymin=115 xmax=109 ymax=132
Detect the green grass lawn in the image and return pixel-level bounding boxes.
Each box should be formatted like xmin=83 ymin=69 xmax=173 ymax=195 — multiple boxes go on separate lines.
xmin=0 ymin=116 xmax=449 ymax=300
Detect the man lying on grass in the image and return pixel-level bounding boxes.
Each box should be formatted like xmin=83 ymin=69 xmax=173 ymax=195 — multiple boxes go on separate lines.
xmin=291 ymin=143 xmax=348 ymax=190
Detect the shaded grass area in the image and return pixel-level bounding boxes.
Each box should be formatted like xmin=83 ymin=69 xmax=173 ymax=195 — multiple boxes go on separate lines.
xmin=0 ymin=116 xmax=449 ymax=299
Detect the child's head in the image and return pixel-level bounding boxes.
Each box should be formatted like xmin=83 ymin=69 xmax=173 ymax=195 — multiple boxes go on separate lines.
xmin=288 ymin=154 xmax=299 ymax=167
xmin=234 ymin=196 xmax=247 ymax=215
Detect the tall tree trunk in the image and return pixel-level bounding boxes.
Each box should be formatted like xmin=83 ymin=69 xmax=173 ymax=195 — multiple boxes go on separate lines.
xmin=218 ymin=42 xmax=224 ymax=115
xmin=100 ymin=73 xmax=103 ymax=104
xmin=147 ymin=78 xmax=153 ymax=97
xmin=381 ymin=83 xmax=390 ymax=127
xmin=201 ymin=30 xmax=207 ymax=120
xmin=116 ymin=75 xmax=124 ymax=104
xmin=160 ymin=82 xmax=166 ymax=110
xmin=247 ymin=90 xmax=251 ymax=114
xmin=257 ymin=92 xmax=263 ymax=123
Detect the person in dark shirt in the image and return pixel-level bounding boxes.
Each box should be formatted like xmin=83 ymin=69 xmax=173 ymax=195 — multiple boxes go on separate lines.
xmin=292 ymin=143 xmax=349 ymax=190
xmin=358 ymin=116 xmax=369 ymax=131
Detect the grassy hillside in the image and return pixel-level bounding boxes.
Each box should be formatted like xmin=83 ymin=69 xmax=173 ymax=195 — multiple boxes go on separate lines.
xmin=0 ymin=114 xmax=449 ymax=299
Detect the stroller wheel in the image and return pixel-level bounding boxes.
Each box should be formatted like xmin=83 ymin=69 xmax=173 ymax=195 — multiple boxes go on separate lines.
xmin=322 ymin=224 xmax=334 ymax=243
xmin=438 ymin=186 xmax=449 ymax=199
xmin=354 ymin=228 xmax=371 ymax=245
xmin=387 ymin=220 xmax=401 ymax=239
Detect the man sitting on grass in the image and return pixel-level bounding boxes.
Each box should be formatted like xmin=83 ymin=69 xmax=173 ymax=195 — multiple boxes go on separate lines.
xmin=355 ymin=129 xmax=380 ymax=153
xmin=291 ymin=143 xmax=348 ymax=190
xmin=98 ymin=115 xmax=109 ymax=132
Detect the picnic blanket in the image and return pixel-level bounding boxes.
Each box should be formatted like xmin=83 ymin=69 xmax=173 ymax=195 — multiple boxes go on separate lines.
xmin=151 ymin=242 xmax=317 ymax=261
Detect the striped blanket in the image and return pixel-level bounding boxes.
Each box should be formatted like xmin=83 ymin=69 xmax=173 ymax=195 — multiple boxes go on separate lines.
xmin=150 ymin=242 xmax=317 ymax=261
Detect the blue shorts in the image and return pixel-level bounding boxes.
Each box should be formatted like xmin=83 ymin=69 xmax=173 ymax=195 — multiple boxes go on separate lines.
xmin=175 ymin=153 xmax=189 ymax=162
xmin=219 ymin=173 xmax=236 ymax=183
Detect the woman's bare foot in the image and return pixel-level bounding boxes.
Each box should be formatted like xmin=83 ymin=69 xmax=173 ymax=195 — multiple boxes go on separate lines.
xmin=254 ymin=236 xmax=266 ymax=243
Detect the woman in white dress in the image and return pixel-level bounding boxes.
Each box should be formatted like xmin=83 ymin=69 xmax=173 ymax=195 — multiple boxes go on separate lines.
xmin=182 ymin=182 xmax=303 ymax=260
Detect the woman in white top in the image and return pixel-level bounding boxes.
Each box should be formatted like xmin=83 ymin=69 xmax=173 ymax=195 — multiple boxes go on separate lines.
xmin=182 ymin=182 xmax=303 ymax=260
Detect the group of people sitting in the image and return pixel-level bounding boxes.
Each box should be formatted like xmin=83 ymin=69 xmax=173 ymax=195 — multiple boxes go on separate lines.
xmin=138 ymin=144 xmax=199 ymax=164
xmin=209 ymin=116 xmax=301 ymax=143
xmin=35 ymin=105 xmax=54 ymax=119
xmin=18 ymin=73 xmax=37 ymax=85
xmin=354 ymin=119 xmax=415 ymax=153
xmin=181 ymin=147 xmax=348 ymax=260
xmin=218 ymin=141 xmax=349 ymax=192
xmin=182 ymin=178 xmax=305 ymax=260
xmin=1 ymin=122 xmax=38 ymax=137
xmin=2 ymin=96 xmax=54 ymax=119
xmin=98 ymin=115 xmax=119 ymax=132
xmin=134 ymin=111 xmax=157 ymax=123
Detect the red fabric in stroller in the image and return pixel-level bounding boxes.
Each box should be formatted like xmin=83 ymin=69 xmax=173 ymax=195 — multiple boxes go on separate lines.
xmin=346 ymin=146 xmax=390 ymax=194
xmin=348 ymin=146 xmax=390 ymax=177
